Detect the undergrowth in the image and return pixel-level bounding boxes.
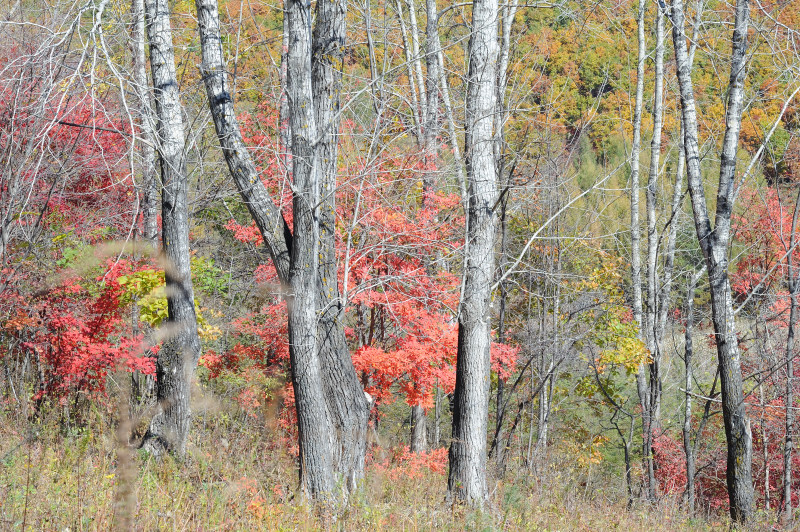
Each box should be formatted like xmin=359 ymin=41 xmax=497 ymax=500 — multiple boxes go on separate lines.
xmin=0 ymin=388 xmax=773 ymax=531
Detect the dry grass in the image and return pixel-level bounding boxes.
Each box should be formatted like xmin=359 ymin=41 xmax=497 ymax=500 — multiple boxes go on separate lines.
xmin=0 ymin=397 xmax=780 ymax=531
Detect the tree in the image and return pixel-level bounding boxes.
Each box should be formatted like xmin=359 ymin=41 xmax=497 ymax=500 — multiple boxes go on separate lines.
xmin=642 ymin=0 xmax=666 ymax=502
xmin=195 ymin=0 xmax=369 ymax=496
xmin=628 ymin=0 xmax=656 ymax=501
xmin=140 ymin=0 xmax=202 ymax=458
xmin=130 ymin=0 xmax=157 ymax=245
xmin=671 ymin=0 xmax=755 ymax=521
xmin=448 ymin=0 xmax=499 ymax=505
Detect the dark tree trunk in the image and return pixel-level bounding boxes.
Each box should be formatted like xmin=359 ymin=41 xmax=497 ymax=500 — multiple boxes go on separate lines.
xmin=683 ymin=269 xmax=702 ymax=514
xmin=493 ymin=183 xmax=510 ymax=473
xmin=140 ymin=0 xmax=202 ymax=458
xmin=671 ymin=0 xmax=754 ymax=521
xmin=448 ymin=0 xmax=498 ymax=506
xmin=784 ymin=290 xmax=796 ymax=523
xmin=782 ymin=186 xmax=800 ymax=522
xmin=284 ymin=0 xmax=335 ymax=497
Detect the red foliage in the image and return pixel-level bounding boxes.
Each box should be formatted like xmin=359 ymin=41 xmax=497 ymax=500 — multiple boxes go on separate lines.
xmin=654 ymin=398 xmax=800 ymax=513
xmin=1 ymin=259 xmax=155 ymax=403
xmin=370 ymin=445 xmax=448 ymax=480
xmin=732 ymin=186 xmax=800 ymax=299
xmin=210 ymin=103 xmax=521 ymax=427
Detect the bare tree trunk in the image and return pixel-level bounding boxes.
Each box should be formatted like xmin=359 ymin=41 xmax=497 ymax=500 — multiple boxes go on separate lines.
xmin=196 ymin=0 xmax=292 ymax=280
xmin=364 ymin=0 xmax=383 ymax=117
xmin=196 ymin=0 xmax=368 ymax=494
xmin=494 ymin=188 xmax=509 ymax=473
xmin=683 ymin=268 xmax=702 ymax=514
xmin=447 ymin=0 xmax=498 ymax=506
xmin=435 ymin=28 xmax=464 ymax=185
xmin=489 ymin=0 xmax=517 ymax=478
xmin=395 ymin=0 xmax=423 ymax=143
xmin=761 ymin=384 xmax=771 ymax=510
xmin=140 ymin=0 xmax=201 ymax=458
xmin=657 ymin=123 xmax=684 ymax=361
xmin=784 ymin=297 xmax=795 ymax=522
xmin=422 ymin=0 xmax=440 ymax=181
xmin=130 ymin=0 xmax=158 ymax=244
xmin=630 ymin=0 xmax=654 ymax=502
xmin=285 ymin=0 xmax=335 ymax=497
xmin=612 ymin=411 xmax=635 ymax=509
xmin=129 ymin=0 xmax=158 ymax=409
xmin=643 ymin=3 xmax=665 ymax=501
xmin=657 ymin=0 xmax=702 ymax=362
xmin=434 ymin=380 xmax=441 ymax=446
xmin=406 ymin=0 xmax=427 ymax=129
xmin=494 ymin=0 xmax=518 ymax=164
xmin=279 ymin=0 xmax=291 ymax=171
xmin=536 ymin=373 xmax=551 ymax=456
xmin=782 ymin=186 xmax=800 ymax=523
xmin=411 ymin=403 xmax=428 ymax=452
xmin=312 ymin=0 xmax=371 ymax=492
xmin=671 ymin=0 xmax=754 ymax=521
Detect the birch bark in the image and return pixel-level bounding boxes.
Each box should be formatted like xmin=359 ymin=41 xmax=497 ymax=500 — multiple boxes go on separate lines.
xmin=642 ymin=3 xmax=665 ymax=500
xmin=629 ymin=0 xmax=654 ymax=500
xmin=671 ymin=0 xmax=755 ymax=520
xmin=130 ymin=0 xmax=158 ymax=244
xmin=141 ymin=0 xmax=202 ymax=458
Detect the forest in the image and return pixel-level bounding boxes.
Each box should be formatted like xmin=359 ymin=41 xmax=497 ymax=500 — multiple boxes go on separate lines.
xmin=0 ymin=0 xmax=799 ymax=529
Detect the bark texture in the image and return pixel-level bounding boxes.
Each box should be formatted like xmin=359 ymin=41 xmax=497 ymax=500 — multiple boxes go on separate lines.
xmin=447 ymin=0 xmax=498 ymax=506
xmin=671 ymin=0 xmax=755 ymax=521
xmin=141 ymin=0 xmax=202 ymax=458
xmin=196 ymin=0 xmax=292 ymax=281
xmin=196 ymin=0 xmax=368 ymax=495
xmin=630 ymin=0 xmax=655 ymax=500
xmin=312 ymin=0 xmax=370 ymax=490
xmin=422 ymin=0 xmax=440 ymax=182
xmin=285 ymin=0 xmax=335 ymax=496
xmin=643 ymin=3 xmax=665 ymax=500
xmin=782 ymin=186 xmax=800 ymax=522
xmin=411 ymin=404 xmax=428 ymax=452
xmin=682 ymin=269 xmax=702 ymax=514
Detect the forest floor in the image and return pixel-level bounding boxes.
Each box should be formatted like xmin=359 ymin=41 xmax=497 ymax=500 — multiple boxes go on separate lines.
xmin=0 ymin=388 xmax=777 ymax=531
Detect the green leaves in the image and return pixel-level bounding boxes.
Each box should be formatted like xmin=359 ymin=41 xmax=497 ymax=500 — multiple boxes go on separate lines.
xmin=575 ymin=251 xmax=649 ymax=401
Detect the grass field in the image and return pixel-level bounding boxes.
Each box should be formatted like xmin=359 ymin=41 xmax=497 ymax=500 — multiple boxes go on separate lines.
xmin=0 ymin=393 xmax=762 ymax=532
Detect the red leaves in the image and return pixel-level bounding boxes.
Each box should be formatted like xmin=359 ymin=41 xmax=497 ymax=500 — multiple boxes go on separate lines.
xmin=732 ymin=186 xmax=800 ymax=303
xmin=371 ymin=445 xmax=448 ymax=480
xmin=655 ymin=398 xmax=800 ymax=512
xmin=2 ymin=259 xmax=156 ymax=402
xmin=225 ymin=220 xmax=264 ymax=246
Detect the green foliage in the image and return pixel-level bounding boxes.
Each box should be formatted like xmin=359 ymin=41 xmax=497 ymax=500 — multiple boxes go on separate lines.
xmin=117 ymin=269 xmax=167 ymax=327
xmin=190 ymin=256 xmax=231 ymax=297
xmin=116 ymin=256 xmax=227 ymax=340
